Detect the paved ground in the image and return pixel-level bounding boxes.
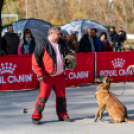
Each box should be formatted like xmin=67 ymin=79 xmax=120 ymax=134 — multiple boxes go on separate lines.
xmin=0 ymin=82 xmax=134 ymax=134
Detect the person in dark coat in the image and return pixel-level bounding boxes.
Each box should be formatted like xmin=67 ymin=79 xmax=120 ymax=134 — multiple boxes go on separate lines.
xmin=92 ymin=28 xmax=101 ymax=52
xmin=119 ymin=27 xmax=126 ymax=43
xmin=109 ymin=26 xmax=117 ymax=51
xmin=109 ymin=26 xmax=117 ymax=43
xmin=79 ymin=28 xmax=98 ymax=52
xmin=114 ymin=31 xmax=122 ymax=51
xmin=1 ymin=24 xmax=20 ymax=55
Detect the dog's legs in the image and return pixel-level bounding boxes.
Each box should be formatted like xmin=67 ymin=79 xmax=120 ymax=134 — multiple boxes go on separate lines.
xmin=108 ymin=121 xmax=121 ymax=123
xmin=99 ymin=108 xmax=105 ymax=120
xmin=94 ymin=104 xmax=105 ymax=122
xmin=109 ymin=109 xmax=124 ymax=123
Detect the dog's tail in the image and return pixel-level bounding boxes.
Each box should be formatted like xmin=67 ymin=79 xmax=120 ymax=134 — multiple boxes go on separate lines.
xmin=125 ymin=116 xmax=134 ymax=122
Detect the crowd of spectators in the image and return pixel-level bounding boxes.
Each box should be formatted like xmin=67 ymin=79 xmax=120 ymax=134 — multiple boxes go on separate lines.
xmin=0 ymin=24 xmax=132 ymax=56
xmin=0 ymin=25 xmax=37 ymax=55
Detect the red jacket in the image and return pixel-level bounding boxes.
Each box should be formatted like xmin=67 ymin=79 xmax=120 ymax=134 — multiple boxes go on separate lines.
xmin=32 ymin=38 xmax=68 ymax=77
xmin=101 ymin=40 xmax=112 ymax=52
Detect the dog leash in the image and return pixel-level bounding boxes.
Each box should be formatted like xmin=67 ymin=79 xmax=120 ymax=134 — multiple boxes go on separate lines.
xmin=110 ymin=66 xmax=134 ymax=97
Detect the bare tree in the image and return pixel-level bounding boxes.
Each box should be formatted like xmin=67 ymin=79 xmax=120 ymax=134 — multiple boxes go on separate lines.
xmin=0 ymin=0 xmax=4 ymax=48
xmin=1 ymin=0 xmax=134 ymax=33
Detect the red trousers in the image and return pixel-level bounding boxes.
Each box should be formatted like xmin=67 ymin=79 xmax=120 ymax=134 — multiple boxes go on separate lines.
xmin=32 ymin=73 xmax=68 ymax=120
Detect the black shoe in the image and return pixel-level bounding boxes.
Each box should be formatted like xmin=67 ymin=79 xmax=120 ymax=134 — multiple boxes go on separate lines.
xmin=59 ymin=116 xmax=72 ymax=122
xmin=32 ymin=119 xmax=40 ymax=125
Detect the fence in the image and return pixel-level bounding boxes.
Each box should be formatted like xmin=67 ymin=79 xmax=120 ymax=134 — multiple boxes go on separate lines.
xmin=0 ymin=51 xmax=134 ymax=91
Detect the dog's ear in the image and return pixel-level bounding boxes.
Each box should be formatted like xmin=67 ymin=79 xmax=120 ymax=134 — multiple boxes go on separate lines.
xmin=95 ymin=76 xmax=102 ymax=83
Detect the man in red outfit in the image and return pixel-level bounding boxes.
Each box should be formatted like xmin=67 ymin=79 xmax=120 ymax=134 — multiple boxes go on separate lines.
xmin=32 ymin=25 xmax=72 ymax=124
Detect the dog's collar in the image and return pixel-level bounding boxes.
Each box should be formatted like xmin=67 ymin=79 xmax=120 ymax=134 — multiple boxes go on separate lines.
xmin=97 ymin=89 xmax=108 ymax=91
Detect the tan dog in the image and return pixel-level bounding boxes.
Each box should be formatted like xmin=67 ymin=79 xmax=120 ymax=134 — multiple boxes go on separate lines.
xmin=94 ymin=76 xmax=134 ymax=123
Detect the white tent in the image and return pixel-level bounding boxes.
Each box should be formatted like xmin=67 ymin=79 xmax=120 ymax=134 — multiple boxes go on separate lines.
xmin=61 ymin=19 xmax=110 ymax=41
xmin=2 ymin=19 xmax=51 ymax=40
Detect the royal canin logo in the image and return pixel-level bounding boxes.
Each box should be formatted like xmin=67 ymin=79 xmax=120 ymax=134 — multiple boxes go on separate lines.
xmin=64 ymin=71 xmax=90 ymax=80
xmin=0 ymin=63 xmax=17 ymax=75
xmin=0 ymin=62 xmax=33 ymax=84
xmin=111 ymin=58 xmax=125 ymax=69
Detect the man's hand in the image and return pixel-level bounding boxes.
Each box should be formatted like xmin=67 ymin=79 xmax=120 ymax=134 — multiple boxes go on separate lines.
xmin=37 ymin=76 xmax=44 ymax=81
xmin=127 ymin=65 xmax=134 ymax=71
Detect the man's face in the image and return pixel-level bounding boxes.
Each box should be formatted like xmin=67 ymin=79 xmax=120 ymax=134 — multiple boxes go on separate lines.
xmin=120 ymin=27 xmax=123 ymax=31
xmin=119 ymin=32 xmax=122 ymax=35
xmin=109 ymin=28 xmax=113 ymax=31
xmin=51 ymin=30 xmax=61 ymax=42
xmin=7 ymin=26 xmax=13 ymax=33
xmin=92 ymin=31 xmax=96 ymax=37
xmin=65 ymin=34 xmax=71 ymax=41
xmin=87 ymin=28 xmax=92 ymax=36
xmin=126 ymin=47 xmax=132 ymax=51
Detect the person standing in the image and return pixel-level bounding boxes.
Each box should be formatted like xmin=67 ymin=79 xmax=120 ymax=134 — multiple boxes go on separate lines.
xmin=119 ymin=27 xmax=126 ymax=43
xmin=119 ymin=27 xmax=127 ymax=50
xmin=64 ymin=34 xmax=75 ymax=51
xmin=70 ymin=34 xmax=79 ymax=52
xmin=100 ymin=32 xmax=112 ymax=52
xmin=114 ymin=31 xmax=122 ymax=51
xmin=92 ymin=28 xmax=101 ymax=52
xmin=79 ymin=28 xmax=97 ymax=52
xmin=32 ymin=25 xmax=72 ymax=124
xmin=1 ymin=24 xmax=20 ymax=54
xmin=18 ymin=29 xmax=37 ymax=54
xmin=109 ymin=26 xmax=117 ymax=51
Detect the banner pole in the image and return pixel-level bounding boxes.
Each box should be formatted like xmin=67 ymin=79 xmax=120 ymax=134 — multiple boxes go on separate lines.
xmin=95 ymin=52 xmax=97 ymax=83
